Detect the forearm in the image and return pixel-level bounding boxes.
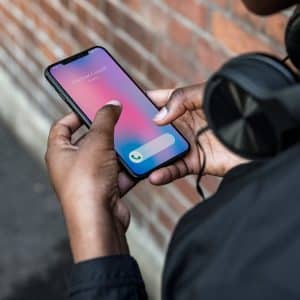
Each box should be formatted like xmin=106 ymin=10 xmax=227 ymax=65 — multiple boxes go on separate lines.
xmin=63 ymin=201 xmax=147 ymax=299
xmin=242 ymin=0 xmax=297 ymax=15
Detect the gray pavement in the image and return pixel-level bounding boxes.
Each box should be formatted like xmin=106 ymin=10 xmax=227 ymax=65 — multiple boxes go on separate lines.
xmin=0 ymin=119 xmax=71 ymax=299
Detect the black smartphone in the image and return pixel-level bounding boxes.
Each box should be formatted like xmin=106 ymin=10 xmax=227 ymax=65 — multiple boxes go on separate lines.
xmin=44 ymin=46 xmax=190 ymax=178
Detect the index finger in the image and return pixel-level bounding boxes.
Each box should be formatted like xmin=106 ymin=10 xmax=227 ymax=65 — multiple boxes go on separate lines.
xmin=153 ymin=83 xmax=206 ymax=125
xmin=48 ymin=113 xmax=82 ymax=147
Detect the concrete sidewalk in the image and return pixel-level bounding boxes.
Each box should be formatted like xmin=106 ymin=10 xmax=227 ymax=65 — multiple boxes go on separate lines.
xmin=0 ymin=120 xmax=71 ymax=299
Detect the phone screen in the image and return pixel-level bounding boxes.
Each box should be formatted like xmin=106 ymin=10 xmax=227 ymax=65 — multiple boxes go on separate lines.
xmin=48 ymin=47 xmax=189 ymax=177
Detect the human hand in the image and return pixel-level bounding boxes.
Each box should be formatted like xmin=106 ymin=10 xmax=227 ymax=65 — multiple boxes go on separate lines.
xmin=148 ymin=84 xmax=248 ymax=185
xmin=45 ymin=101 xmax=135 ymax=262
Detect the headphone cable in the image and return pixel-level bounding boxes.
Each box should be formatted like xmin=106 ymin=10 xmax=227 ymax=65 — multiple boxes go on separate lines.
xmin=195 ymin=126 xmax=209 ymax=199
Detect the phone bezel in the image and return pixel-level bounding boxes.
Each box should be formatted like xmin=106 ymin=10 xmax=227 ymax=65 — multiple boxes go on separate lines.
xmin=44 ymin=46 xmax=190 ymax=179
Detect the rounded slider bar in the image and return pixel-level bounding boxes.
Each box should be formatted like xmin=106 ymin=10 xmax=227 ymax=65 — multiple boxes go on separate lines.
xmin=129 ymin=133 xmax=176 ymax=163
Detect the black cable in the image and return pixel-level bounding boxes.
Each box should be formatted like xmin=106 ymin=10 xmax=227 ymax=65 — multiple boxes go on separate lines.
xmin=195 ymin=126 xmax=209 ymax=199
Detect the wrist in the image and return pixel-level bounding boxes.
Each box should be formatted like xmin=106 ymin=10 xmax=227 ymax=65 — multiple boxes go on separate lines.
xmin=223 ymin=156 xmax=249 ymax=176
xmin=61 ymin=198 xmax=126 ymax=263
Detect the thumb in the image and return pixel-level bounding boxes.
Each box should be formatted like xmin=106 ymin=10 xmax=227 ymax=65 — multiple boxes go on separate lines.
xmin=153 ymin=83 xmax=205 ymax=125
xmin=87 ymin=100 xmax=122 ymax=151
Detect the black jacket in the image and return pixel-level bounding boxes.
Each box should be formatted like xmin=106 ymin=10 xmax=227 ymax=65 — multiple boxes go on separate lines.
xmin=69 ymin=144 xmax=300 ymax=299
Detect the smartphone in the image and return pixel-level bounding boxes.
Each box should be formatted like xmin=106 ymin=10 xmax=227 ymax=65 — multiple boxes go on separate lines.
xmin=44 ymin=46 xmax=190 ymax=178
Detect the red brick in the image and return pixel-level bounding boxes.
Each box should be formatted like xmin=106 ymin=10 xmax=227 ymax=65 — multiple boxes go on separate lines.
xmin=168 ymin=17 xmax=194 ymax=48
xmin=104 ymin=1 xmax=123 ymax=27
xmin=112 ymin=34 xmax=145 ymax=71
xmin=196 ymin=38 xmax=228 ymax=72
xmin=2 ymin=42 xmax=41 ymax=91
xmin=89 ymin=14 xmax=110 ymax=42
xmin=18 ymin=2 xmax=38 ymax=24
xmin=232 ymin=1 xmax=264 ymax=30
xmin=157 ymin=41 xmax=197 ymax=81
xmin=211 ymin=12 xmax=273 ymax=54
xmin=40 ymin=43 xmax=58 ymax=62
xmin=157 ymin=209 xmax=176 ymax=231
xmin=11 ymin=0 xmax=28 ymax=13
xmin=69 ymin=24 xmax=94 ymax=49
xmin=165 ymin=0 xmax=208 ymax=28
xmin=145 ymin=62 xmax=167 ymax=88
xmin=149 ymin=223 xmax=167 ymax=249
xmin=122 ymin=12 xmax=155 ymax=51
xmin=126 ymin=200 xmax=147 ymax=226
xmin=214 ymin=0 xmax=229 ymax=8
xmin=71 ymin=2 xmax=89 ymax=25
xmin=1 ymin=5 xmax=37 ymax=44
xmin=174 ymin=179 xmax=201 ymax=205
xmin=163 ymin=76 xmax=180 ymax=89
xmin=264 ymin=13 xmax=288 ymax=44
xmin=153 ymin=185 xmax=188 ymax=216
xmin=131 ymin=184 xmax=153 ymax=209
xmin=88 ymin=0 xmax=105 ymax=10
xmin=142 ymin=2 xmax=169 ymax=34
xmin=60 ymin=0 xmax=71 ymax=9
xmin=3 ymin=24 xmax=45 ymax=71
xmin=123 ymin=0 xmax=142 ymax=12
xmin=31 ymin=11 xmax=74 ymax=55
xmin=188 ymin=71 xmax=207 ymax=85
xmin=41 ymin=1 xmax=66 ymax=28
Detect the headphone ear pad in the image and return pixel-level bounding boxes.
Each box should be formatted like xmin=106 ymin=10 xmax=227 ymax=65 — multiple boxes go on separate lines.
xmin=286 ymin=8 xmax=300 ymax=70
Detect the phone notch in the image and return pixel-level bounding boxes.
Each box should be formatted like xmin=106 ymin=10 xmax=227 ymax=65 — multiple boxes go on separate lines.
xmin=61 ymin=50 xmax=90 ymax=65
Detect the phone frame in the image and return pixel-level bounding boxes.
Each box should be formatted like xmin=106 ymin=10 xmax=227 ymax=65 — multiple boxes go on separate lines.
xmin=44 ymin=46 xmax=190 ymax=179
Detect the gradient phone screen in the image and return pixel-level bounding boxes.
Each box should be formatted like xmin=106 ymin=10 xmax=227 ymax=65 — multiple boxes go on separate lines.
xmin=49 ymin=47 xmax=189 ymax=177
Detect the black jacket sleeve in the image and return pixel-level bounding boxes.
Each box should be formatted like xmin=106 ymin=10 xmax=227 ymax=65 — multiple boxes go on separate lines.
xmin=163 ymin=145 xmax=300 ymax=299
xmin=69 ymin=255 xmax=147 ymax=300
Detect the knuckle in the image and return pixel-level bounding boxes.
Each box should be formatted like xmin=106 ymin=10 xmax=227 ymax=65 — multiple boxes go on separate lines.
xmin=88 ymin=127 xmax=101 ymax=137
xmin=170 ymin=87 xmax=186 ymax=105
xmin=88 ymin=127 xmax=112 ymax=143
xmin=50 ymin=120 xmax=60 ymax=131
xmin=49 ymin=121 xmax=60 ymax=139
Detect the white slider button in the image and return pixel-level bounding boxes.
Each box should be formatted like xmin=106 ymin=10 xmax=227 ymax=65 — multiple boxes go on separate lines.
xmin=129 ymin=133 xmax=175 ymax=163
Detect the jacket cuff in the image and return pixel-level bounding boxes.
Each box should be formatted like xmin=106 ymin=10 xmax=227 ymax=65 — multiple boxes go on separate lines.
xmin=69 ymin=255 xmax=145 ymax=296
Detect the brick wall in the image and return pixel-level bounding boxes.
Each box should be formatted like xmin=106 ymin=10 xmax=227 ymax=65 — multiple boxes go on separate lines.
xmin=0 ymin=0 xmax=291 ymax=260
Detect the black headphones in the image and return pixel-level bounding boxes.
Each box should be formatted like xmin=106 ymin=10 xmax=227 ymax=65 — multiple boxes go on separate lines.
xmin=203 ymin=6 xmax=300 ymax=160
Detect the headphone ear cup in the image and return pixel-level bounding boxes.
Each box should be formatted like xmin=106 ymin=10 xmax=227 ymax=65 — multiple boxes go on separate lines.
xmin=204 ymin=54 xmax=297 ymax=159
xmin=285 ymin=6 xmax=300 ymax=70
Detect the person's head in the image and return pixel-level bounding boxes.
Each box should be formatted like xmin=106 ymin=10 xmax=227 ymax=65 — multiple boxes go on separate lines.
xmin=199 ymin=0 xmax=300 ymax=166
xmin=242 ymin=0 xmax=298 ymax=15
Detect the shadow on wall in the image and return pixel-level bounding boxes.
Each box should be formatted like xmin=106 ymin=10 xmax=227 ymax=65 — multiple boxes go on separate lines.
xmin=5 ymin=240 xmax=72 ymax=300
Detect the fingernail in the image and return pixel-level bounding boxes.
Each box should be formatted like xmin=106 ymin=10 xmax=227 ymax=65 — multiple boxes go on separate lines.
xmin=106 ymin=100 xmax=121 ymax=106
xmin=153 ymin=107 xmax=168 ymax=122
